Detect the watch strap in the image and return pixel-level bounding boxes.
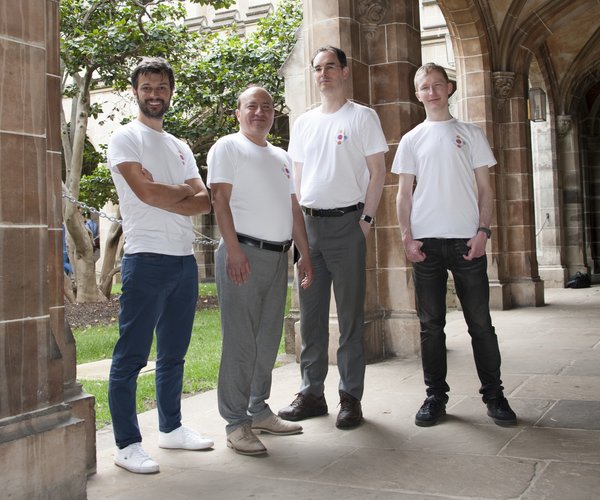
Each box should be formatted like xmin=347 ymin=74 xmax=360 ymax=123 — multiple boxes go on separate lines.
xmin=477 ymin=226 xmax=491 ymax=238
xmin=360 ymin=214 xmax=374 ymax=224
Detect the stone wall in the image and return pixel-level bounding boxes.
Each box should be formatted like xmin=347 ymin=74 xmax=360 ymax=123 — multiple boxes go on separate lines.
xmin=0 ymin=1 xmax=93 ymax=498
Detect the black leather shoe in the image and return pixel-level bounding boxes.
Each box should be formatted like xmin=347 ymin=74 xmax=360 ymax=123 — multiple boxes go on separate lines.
xmin=486 ymin=396 xmax=517 ymax=426
xmin=336 ymin=391 xmax=363 ymax=429
xmin=415 ymin=395 xmax=446 ymax=427
xmin=278 ymin=393 xmax=328 ymax=421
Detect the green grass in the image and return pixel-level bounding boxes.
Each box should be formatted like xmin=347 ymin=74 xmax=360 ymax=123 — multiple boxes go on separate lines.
xmin=75 ymin=283 xmax=291 ymax=429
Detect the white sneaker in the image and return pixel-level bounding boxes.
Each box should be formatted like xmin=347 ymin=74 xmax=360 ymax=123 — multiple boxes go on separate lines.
xmin=114 ymin=443 xmax=159 ymax=474
xmin=158 ymin=425 xmax=214 ymax=450
xmin=227 ymin=423 xmax=267 ymax=456
xmin=252 ymin=414 xmax=303 ymax=435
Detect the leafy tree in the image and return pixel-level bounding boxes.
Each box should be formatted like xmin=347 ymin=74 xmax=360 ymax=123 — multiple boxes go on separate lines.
xmin=60 ymin=0 xmax=302 ymax=302
xmin=60 ymin=0 xmax=232 ymax=302
xmin=168 ymin=0 xmax=303 ymax=167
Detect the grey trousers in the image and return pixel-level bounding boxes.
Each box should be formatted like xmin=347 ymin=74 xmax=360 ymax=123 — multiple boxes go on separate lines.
xmin=215 ymin=240 xmax=289 ymax=434
xmin=298 ymin=210 xmax=366 ymax=400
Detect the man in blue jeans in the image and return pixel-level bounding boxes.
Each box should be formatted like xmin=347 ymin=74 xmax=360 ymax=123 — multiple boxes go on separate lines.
xmin=393 ymin=63 xmax=517 ymax=427
xmin=107 ymin=57 xmax=213 ymax=474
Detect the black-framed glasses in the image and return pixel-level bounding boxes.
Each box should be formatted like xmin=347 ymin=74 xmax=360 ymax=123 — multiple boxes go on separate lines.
xmin=311 ymin=63 xmax=342 ymax=74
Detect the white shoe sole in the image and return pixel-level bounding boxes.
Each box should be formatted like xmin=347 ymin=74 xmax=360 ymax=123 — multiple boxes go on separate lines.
xmin=158 ymin=439 xmax=214 ymax=450
xmin=115 ymin=460 xmax=160 ymax=474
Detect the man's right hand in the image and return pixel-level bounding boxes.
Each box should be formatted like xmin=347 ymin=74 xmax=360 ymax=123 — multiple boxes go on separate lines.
xmin=226 ymin=247 xmax=251 ymax=285
xmin=404 ymin=238 xmax=426 ymax=263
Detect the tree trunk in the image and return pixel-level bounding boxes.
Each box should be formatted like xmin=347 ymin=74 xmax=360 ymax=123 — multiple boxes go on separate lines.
xmin=61 ymin=69 xmax=106 ymax=302
xmin=64 ymin=198 xmax=106 ymax=303
xmin=99 ymin=215 xmax=123 ymax=298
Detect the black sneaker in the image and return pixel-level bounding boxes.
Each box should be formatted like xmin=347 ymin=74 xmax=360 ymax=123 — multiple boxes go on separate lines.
xmin=336 ymin=391 xmax=363 ymax=429
xmin=415 ymin=395 xmax=446 ymax=427
xmin=278 ymin=393 xmax=328 ymax=421
xmin=486 ymin=396 xmax=517 ymax=426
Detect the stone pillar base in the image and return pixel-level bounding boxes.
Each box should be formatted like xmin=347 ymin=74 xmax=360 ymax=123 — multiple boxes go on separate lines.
xmin=0 ymin=404 xmax=87 ymax=499
xmin=510 ymin=278 xmax=545 ymax=307
xmin=539 ymin=265 xmax=568 ymax=288
xmin=65 ymin=383 xmax=97 ymax=475
xmin=383 ymin=312 xmax=421 ymax=358
xmin=287 ymin=312 xmax=419 ymax=364
xmin=489 ymin=280 xmax=512 ymax=310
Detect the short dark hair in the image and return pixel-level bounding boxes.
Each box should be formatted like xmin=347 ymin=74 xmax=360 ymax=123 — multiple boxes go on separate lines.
xmin=131 ymin=57 xmax=175 ymax=91
xmin=311 ymin=45 xmax=347 ymax=69
xmin=414 ymin=63 xmax=450 ymax=88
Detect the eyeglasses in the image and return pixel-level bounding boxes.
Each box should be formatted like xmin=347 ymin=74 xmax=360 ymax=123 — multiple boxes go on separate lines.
xmin=311 ymin=63 xmax=342 ymax=74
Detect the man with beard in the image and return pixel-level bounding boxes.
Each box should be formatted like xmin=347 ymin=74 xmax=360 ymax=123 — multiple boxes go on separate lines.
xmin=107 ymin=57 xmax=213 ymax=474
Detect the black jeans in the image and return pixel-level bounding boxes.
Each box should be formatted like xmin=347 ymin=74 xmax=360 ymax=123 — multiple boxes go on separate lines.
xmin=413 ymin=238 xmax=504 ymax=402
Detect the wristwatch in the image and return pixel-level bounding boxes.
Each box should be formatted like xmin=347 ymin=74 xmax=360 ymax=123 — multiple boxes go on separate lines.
xmin=477 ymin=226 xmax=491 ymax=238
xmin=360 ymin=214 xmax=374 ymax=225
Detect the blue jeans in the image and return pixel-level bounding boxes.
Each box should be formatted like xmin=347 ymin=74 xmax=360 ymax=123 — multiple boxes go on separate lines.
xmin=108 ymin=253 xmax=198 ymax=449
xmin=413 ymin=238 xmax=504 ymax=402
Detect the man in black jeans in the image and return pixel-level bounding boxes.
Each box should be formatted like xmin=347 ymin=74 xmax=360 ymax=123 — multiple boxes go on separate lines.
xmin=392 ymin=63 xmax=517 ymax=427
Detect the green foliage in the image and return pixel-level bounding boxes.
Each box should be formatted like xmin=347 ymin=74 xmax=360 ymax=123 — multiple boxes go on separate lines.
xmin=60 ymin=0 xmax=199 ymax=92
xmin=167 ymin=0 xmax=303 ymax=166
xmin=79 ymin=164 xmax=119 ymax=210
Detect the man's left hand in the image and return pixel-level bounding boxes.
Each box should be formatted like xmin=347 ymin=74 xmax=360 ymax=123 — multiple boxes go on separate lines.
xmin=464 ymin=231 xmax=488 ymax=260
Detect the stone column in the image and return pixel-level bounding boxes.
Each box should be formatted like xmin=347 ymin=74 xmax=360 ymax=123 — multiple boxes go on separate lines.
xmin=531 ymin=111 xmax=568 ymax=287
xmin=283 ymin=0 xmax=422 ymax=361
xmin=0 ymin=1 xmax=92 ymax=498
xmin=558 ymin=114 xmax=589 ymax=276
xmin=492 ymin=71 xmax=544 ymax=306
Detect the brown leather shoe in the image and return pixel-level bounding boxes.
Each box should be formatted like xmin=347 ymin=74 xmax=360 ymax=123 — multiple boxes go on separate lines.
xmin=336 ymin=391 xmax=363 ymax=429
xmin=278 ymin=393 xmax=328 ymax=421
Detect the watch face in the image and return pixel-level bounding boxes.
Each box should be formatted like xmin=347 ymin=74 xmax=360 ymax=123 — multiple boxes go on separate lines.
xmin=361 ymin=214 xmax=373 ymax=224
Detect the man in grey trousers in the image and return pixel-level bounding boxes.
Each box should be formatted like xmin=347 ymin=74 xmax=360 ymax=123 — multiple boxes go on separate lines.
xmin=207 ymin=86 xmax=313 ymax=455
xmin=278 ymin=46 xmax=388 ymax=429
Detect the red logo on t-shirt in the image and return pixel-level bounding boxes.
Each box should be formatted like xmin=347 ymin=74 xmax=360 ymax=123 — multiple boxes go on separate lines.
xmin=455 ymin=135 xmax=464 ymax=149
xmin=336 ymin=129 xmax=348 ymax=145
xmin=282 ymin=165 xmax=291 ymax=179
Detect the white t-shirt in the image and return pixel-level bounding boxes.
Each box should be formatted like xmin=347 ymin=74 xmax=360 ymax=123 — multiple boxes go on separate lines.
xmin=288 ymin=101 xmax=389 ymax=208
xmin=391 ymin=118 xmax=496 ymax=239
xmin=107 ymin=120 xmax=201 ymax=255
xmin=206 ymin=132 xmax=295 ymax=242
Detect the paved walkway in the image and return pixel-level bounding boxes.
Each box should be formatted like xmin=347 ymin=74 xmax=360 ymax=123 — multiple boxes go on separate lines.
xmin=87 ymin=286 xmax=600 ymax=499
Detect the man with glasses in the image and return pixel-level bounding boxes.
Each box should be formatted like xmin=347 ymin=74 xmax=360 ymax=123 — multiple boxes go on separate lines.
xmin=393 ymin=63 xmax=517 ymax=428
xmin=278 ymin=46 xmax=388 ymax=429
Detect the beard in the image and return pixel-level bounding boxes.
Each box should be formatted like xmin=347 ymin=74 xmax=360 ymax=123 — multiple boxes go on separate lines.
xmin=137 ymin=97 xmax=170 ymax=119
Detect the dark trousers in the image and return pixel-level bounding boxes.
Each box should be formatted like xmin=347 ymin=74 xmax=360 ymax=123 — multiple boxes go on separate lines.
xmin=108 ymin=252 xmax=198 ymax=449
xmin=413 ymin=238 xmax=504 ymax=402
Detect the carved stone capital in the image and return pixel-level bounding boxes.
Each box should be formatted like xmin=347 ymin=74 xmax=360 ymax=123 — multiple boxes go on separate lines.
xmin=556 ymin=114 xmax=572 ymax=136
xmin=357 ymin=0 xmax=389 ymax=39
xmin=492 ymin=71 xmax=515 ymax=100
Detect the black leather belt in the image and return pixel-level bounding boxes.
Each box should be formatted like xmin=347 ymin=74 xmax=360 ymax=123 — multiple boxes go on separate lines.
xmin=302 ymin=202 xmax=364 ymax=217
xmin=237 ymin=234 xmax=292 ymax=253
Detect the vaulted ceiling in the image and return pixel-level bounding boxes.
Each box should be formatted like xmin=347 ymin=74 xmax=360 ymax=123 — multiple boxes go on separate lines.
xmin=439 ymin=0 xmax=600 ymax=122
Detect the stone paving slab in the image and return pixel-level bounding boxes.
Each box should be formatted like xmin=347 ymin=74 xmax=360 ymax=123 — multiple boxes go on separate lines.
xmin=521 ymin=462 xmax=600 ymax=500
xmin=87 ymin=286 xmax=600 ymax=499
